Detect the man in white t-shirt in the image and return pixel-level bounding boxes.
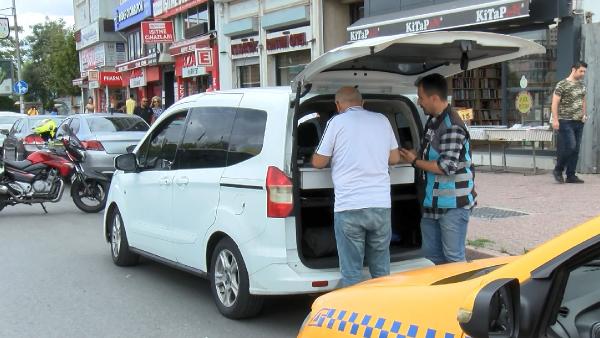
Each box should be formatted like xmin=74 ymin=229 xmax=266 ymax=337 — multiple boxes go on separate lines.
xmin=312 ymin=87 xmax=401 ymax=287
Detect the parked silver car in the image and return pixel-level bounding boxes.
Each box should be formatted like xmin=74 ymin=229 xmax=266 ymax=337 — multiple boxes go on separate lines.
xmin=54 ymin=114 xmax=149 ymax=176
xmin=2 ymin=115 xmax=67 ymax=160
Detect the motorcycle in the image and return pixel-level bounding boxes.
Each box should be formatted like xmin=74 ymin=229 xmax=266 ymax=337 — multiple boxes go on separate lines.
xmin=0 ymin=124 xmax=109 ymax=213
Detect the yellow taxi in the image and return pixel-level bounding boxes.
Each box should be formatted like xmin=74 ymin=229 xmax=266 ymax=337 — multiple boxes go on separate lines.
xmin=298 ymin=216 xmax=600 ymax=338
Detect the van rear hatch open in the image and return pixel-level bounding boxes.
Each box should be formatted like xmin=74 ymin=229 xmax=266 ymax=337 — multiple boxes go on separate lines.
xmin=290 ymin=31 xmax=545 ymax=269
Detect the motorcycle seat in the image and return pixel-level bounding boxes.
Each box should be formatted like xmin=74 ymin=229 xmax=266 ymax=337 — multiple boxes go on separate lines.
xmin=3 ymin=159 xmax=32 ymax=170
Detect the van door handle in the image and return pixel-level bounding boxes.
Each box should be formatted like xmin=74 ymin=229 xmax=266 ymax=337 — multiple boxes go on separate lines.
xmin=175 ymin=176 xmax=189 ymax=186
xmin=159 ymin=176 xmax=172 ymax=186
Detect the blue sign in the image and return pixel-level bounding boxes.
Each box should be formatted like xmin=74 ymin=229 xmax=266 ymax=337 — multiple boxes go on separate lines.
xmin=114 ymin=0 xmax=152 ymax=31
xmin=13 ymin=80 xmax=28 ymax=95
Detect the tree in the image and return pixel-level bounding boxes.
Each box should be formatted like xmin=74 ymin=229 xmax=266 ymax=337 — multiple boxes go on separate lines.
xmin=23 ymin=18 xmax=79 ymax=109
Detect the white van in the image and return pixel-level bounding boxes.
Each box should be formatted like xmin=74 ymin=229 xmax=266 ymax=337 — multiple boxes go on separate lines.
xmin=104 ymin=31 xmax=544 ymax=318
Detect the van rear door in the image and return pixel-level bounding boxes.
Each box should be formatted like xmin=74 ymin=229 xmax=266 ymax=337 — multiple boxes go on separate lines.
xmin=292 ymin=31 xmax=545 ymax=94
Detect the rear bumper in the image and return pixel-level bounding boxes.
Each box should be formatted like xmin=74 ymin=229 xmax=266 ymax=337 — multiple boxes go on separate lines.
xmin=247 ymin=257 xmax=432 ymax=295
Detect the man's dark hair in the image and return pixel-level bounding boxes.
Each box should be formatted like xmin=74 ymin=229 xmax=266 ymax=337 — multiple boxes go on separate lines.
xmin=572 ymin=61 xmax=588 ymax=70
xmin=416 ymin=73 xmax=448 ymax=100
xmin=130 ymin=94 xmax=134 ymax=99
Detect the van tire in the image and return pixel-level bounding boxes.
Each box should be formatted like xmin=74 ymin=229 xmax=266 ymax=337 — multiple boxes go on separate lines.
xmin=110 ymin=208 xmax=139 ymax=266
xmin=210 ymin=237 xmax=263 ymax=319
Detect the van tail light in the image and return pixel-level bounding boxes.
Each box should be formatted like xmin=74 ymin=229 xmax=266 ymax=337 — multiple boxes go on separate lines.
xmin=266 ymin=166 xmax=293 ymax=218
xmin=81 ymin=140 xmax=105 ymax=151
xmin=23 ymin=134 xmax=44 ymax=145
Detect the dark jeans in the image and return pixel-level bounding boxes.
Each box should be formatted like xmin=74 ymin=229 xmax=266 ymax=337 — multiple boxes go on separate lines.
xmin=555 ymin=119 xmax=584 ymax=178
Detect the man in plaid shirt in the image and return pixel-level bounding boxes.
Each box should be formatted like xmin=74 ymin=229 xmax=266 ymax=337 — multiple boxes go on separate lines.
xmin=399 ymin=73 xmax=476 ymax=265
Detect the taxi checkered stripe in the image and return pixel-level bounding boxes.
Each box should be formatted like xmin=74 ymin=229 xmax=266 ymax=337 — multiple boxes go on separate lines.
xmin=308 ymin=308 xmax=459 ymax=338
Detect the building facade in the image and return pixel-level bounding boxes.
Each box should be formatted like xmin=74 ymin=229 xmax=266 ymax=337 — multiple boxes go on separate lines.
xmin=216 ymin=0 xmax=362 ymax=89
xmin=72 ymin=0 xmax=126 ymax=113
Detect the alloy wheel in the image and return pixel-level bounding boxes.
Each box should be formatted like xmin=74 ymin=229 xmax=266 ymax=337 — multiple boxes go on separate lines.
xmin=111 ymin=213 xmax=122 ymax=258
xmin=214 ymin=249 xmax=240 ymax=307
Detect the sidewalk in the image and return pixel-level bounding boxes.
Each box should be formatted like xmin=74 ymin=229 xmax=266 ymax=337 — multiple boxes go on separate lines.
xmin=467 ymin=170 xmax=600 ymax=256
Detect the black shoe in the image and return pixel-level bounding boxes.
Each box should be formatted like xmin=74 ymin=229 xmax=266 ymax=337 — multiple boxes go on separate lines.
xmin=566 ymin=176 xmax=584 ymax=184
xmin=553 ymin=170 xmax=564 ymax=183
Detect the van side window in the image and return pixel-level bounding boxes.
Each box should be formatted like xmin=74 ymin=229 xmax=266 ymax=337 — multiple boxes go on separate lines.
xmin=175 ymin=107 xmax=236 ymax=169
xmin=138 ymin=111 xmax=188 ymax=170
xmin=227 ymin=108 xmax=267 ymax=166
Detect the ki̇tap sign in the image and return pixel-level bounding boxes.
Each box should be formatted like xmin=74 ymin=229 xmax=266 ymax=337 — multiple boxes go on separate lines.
xmin=141 ymin=21 xmax=174 ymax=44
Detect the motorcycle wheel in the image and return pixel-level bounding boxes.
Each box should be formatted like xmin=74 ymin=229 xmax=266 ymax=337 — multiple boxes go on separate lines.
xmin=71 ymin=178 xmax=108 ymax=213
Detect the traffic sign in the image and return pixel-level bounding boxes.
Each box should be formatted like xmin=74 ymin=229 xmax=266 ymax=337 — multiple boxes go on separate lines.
xmin=13 ymin=80 xmax=28 ymax=95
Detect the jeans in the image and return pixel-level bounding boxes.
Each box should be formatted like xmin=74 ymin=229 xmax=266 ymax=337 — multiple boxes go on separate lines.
xmin=420 ymin=208 xmax=470 ymax=265
xmin=555 ymin=119 xmax=584 ymax=178
xmin=334 ymin=208 xmax=391 ymax=287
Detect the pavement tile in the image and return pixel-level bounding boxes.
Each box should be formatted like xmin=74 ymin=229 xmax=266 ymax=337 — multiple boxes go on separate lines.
xmin=467 ymin=171 xmax=600 ymax=255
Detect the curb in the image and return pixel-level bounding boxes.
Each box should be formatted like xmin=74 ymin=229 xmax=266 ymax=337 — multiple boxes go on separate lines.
xmin=466 ymin=245 xmax=509 ymax=260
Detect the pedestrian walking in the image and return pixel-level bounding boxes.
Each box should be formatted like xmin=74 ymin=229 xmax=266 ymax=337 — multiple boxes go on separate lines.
xmin=85 ymin=97 xmax=95 ymax=113
xmin=398 ymin=73 xmax=476 ymax=265
xmin=312 ymin=86 xmax=401 ymax=287
xmin=27 ymin=106 xmax=39 ymax=116
xmin=150 ymin=96 xmax=163 ymax=124
xmin=134 ymin=97 xmax=153 ymax=125
xmin=125 ymin=94 xmax=136 ymax=115
xmin=552 ymin=61 xmax=588 ymax=184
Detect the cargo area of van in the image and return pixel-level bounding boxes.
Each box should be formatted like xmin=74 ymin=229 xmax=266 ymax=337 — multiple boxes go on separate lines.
xmin=293 ymin=95 xmax=424 ymax=269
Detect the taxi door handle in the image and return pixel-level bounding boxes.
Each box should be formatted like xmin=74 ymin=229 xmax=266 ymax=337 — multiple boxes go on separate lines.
xmin=175 ymin=176 xmax=189 ymax=186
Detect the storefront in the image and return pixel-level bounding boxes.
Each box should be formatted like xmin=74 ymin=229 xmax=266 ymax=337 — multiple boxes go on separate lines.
xmin=346 ymin=0 xmax=580 ymax=158
xmin=266 ymin=26 xmax=312 ymax=86
xmin=116 ymin=54 xmax=162 ymax=101
xmin=88 ymin=71 xmax=125 ymax=112
xmin=170 ymin=34 xmax=219 ymax=100
xmin=230 ymin=36 xmax=260 ymax=88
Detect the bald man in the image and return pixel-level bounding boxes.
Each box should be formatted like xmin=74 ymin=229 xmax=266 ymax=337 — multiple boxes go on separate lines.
xmin=312 ymin=87 xmax=401 ymax=287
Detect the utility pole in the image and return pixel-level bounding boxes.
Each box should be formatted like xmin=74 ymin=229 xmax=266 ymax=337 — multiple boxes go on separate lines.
xmin=12 ymin=0 xmax=23 ymax=114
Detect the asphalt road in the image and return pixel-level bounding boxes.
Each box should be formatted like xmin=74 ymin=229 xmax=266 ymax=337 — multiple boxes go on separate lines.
xmin=0 ymin=198 xmax=312 ymax=338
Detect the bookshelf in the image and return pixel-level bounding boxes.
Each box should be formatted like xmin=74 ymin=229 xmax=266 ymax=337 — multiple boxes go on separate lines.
xmin=451 ymin=64 xmax=504 ymax=126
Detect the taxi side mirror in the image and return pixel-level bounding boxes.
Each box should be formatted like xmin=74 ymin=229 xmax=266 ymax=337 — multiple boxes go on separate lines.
xmin=459 ymin=278 xmax=520 ymax=338
xmin=0 ymin=129 xmax=8 ymax=136
xmin=115 ymin=153 xmax=138 ymax=173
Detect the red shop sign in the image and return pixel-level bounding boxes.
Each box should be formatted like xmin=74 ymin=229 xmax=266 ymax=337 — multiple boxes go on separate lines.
xmin=141 ymin=21 xmax=174 ymax=44
xmin=196 ymin=49 xmax=212 ymax=66
xmin=99 ymin=72 xmax=123 ymax=87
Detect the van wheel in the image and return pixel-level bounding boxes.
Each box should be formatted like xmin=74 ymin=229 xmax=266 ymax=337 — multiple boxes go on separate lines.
xmin=110 ymin=208 xmax=139 ymax=266
xmin=210 ymin=238 xmax=263 ymax=319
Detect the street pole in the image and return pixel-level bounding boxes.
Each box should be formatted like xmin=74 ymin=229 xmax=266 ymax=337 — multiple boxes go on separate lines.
xmin=12 ymin=0 xmax=24 ymax=114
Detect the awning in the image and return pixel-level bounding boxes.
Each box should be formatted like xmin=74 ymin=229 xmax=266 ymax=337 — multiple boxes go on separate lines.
xmin=169 ymin=34 xmax=213 ymax=56
xmin=116 ymin=53 xmax=159 ymax=72
xmin=347 ymin=0 xmax=530 ymax=42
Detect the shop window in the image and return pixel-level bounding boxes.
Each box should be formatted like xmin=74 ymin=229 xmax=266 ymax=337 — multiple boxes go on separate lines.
xmin=238 ymin=64 xmax=260 ymax=88
xmin=276 ymin=49 xmax=311 ymax=86
xmin=184 ymin=4 xmax=212 ymax=39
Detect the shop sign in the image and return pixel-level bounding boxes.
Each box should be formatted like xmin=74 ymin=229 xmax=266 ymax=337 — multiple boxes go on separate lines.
xmin=141 ymin=21 xmax=174 ymax=43
xmin=72 ymin=78 xmax=87 ymax=86
xmin=106 ymin=42 xmax=127 ymax=66
xmin=516 ymin=91 xmax=533 ymax=114
xmin=195 ymin=49 xmax=213 ymax=66
xmin=80 ymin=45 xmax=104 ymax=71
xmin=87 ymin=70 xmax=99 ymax=81
xmin=114 ymin=0 xmax=153 ymax=31
xmin=347 ymin=0 xmax=529 ymax=42
xmin=230 ymin=36 xmax=259 ymax=59
xmin=76 ymin=23 xmax=100 ymax=50
xmin=0 ymin=18 xmax=10 ymax=39
xmin=266 ymin=26 xmax=312 ymax=55
xmin=130 ymin=69 xmax=147 ymax=88
xmin=116 ymin=54 xmax=159 ymax=72
xmin=89 ymin=81 xmax=100 ymax=89
xmin=181 ymin=52 xmax=207 ymax=78
xmin=99 ymin=72 xmax=123 ymax=87
xmin=169 ymin=34 xmax=211 ymax=56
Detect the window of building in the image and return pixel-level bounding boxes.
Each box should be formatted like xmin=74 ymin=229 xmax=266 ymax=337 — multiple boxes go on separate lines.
xmin=275 ymin=49 xmax=311 ymax=86
xmin=349 ymin=2 xmax=364 ymax=25
xmin=127 ymin=30 xmax=142 ymax=60
xmin=175 ymin=107 xmax=236 ymax=169
xmin=184 ymin=3 xmax=214 ymax=39
xmin=227 ymin=108 xmax=267 ymax=166
xmin=238 ymin=64 xmax=260 ymax=88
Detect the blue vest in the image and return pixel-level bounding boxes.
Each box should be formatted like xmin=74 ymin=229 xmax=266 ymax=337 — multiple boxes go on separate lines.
xmin=421 ymin=107 xmax=476 ymax=209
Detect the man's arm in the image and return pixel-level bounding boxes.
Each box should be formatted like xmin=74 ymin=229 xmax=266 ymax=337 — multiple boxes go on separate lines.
xmin=551 ymin=89 xmax=561 ymax=130
xmin=582 ymin=95 xmax=587 ymax=122
xmin=389 ymin=148 xmax=401 ymax=165
xmin=311 ymin=154 xmax=330 ymax=169
xmin=398 ymin=149 xmax=445 ymax=175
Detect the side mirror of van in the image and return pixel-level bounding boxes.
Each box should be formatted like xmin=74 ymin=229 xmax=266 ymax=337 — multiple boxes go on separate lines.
xmin=458 ymin=278 xmax=520 ymax=338
xmin=115 ymin=153 xmax=138 ymax=173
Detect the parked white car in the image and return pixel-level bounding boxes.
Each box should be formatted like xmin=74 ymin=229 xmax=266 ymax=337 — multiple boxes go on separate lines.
xmin=0 ymin=111 xmax=23 ymax=157
xmin=103 ymin=31 xmax=544 ymax=318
